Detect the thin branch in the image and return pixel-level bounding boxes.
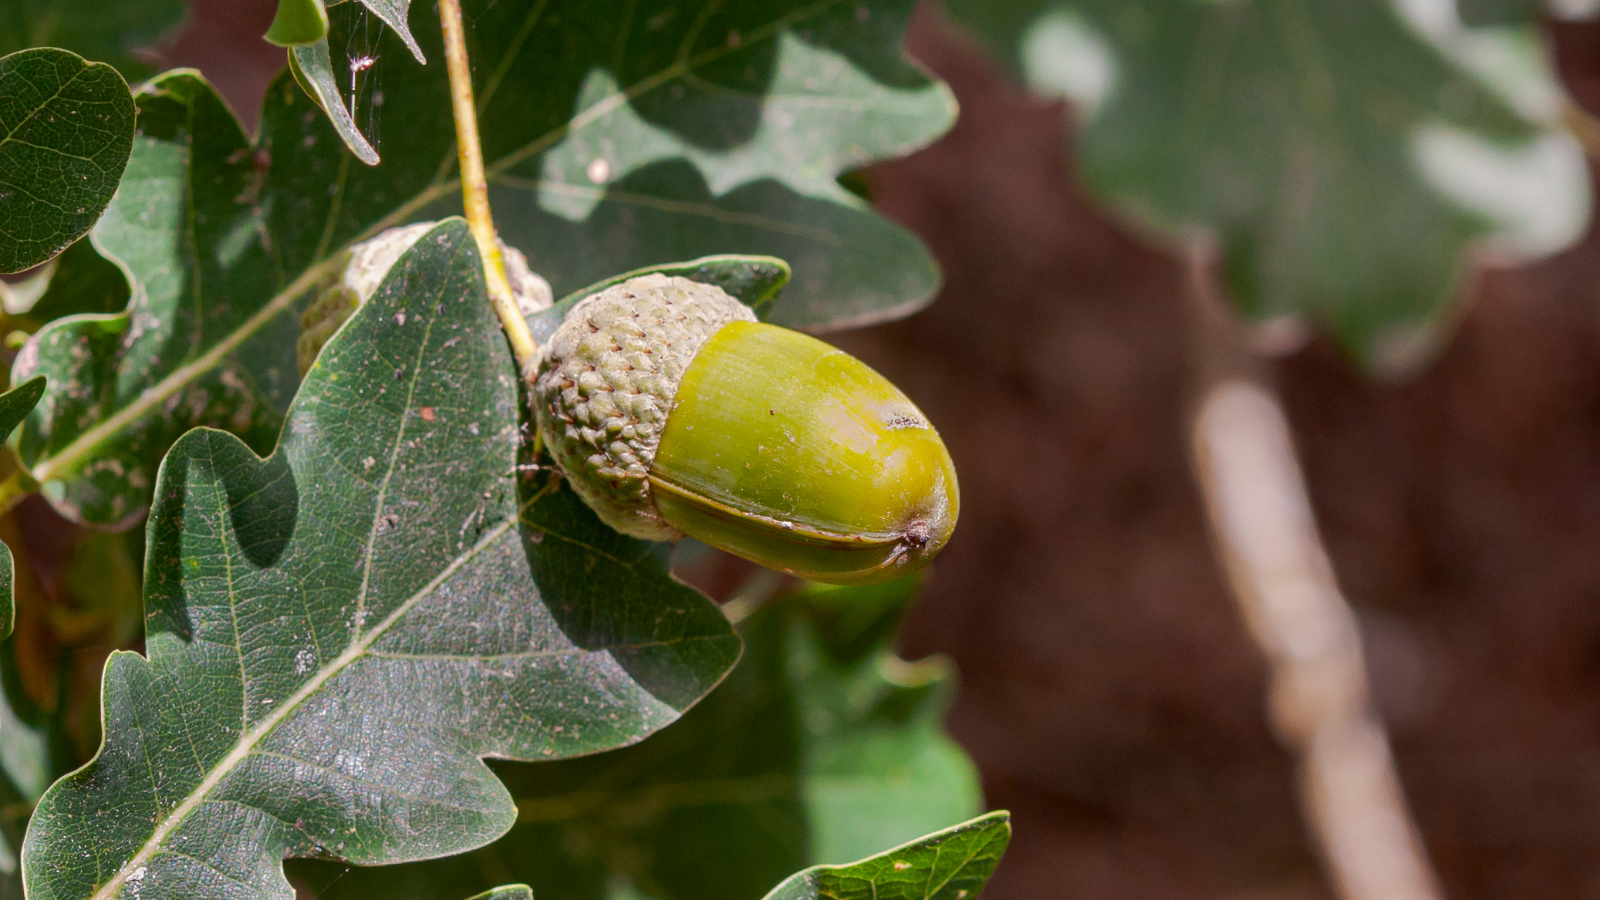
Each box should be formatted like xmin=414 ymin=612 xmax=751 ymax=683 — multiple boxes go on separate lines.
xmin=1183 ymin=239 xmax=1443 ymax=900
xmin=1561 ymin=97 xmax=1600 ymax=163
xmin=437 ymin=0 xmax=541 ymax=377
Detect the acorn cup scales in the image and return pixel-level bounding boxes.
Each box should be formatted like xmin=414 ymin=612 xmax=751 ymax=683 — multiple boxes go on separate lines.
xmin=535 ymin=273 xmax=958 ymax=584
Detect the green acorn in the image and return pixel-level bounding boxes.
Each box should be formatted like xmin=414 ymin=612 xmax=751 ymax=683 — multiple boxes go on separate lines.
xmin=534 ymin=274 xmax=958 ymax=584
xmin=298 ymin=222 xmax=552 ymax=375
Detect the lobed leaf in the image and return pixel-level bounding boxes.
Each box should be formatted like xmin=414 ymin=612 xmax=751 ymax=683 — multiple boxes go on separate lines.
xmin=0 ymin=48 xmax=134 ymax=274
xmin=12 ymin=71 xmax=289 ymax=528
xmin=276 ymin=0 xmax=955 ymax=330
xmin=293 ymin=575 xmax=981 ymax=900
xmin=762 ymin=811 xmax=1011 ymax=900
xmin=20 ymin=220 xmax=739 ymax=900
xmin=18 ymin=0 xmax=954 ymax=529
xmin=0 ymin=0 xmax=185 ymax=81
xmin=944 ymin=0 xmax=1590 ymax=370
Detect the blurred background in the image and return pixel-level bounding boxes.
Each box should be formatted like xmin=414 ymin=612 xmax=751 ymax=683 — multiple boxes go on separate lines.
xmin=17 ymin=1 xmax=1600 ymax=898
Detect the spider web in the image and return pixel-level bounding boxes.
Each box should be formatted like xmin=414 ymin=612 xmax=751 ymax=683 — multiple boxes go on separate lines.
xmin=336 ymin=4 xmax=386 ymax=158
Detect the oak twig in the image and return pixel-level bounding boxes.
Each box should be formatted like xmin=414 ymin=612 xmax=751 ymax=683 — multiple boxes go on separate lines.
xmin=1183 ymin=240 xmax=1443 ymax=900
xmin=437 ymin=0 xmax=540 ymax=377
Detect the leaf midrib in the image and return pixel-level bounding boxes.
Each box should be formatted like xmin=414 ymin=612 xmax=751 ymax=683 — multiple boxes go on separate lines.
xmin=89 ymin=511 xmax=520 ymax=900
xmin=0 ymin=52 xmax=91 ymax=146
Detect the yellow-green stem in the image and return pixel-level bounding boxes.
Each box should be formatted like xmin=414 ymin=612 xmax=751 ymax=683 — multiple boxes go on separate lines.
xmin=0 ymin=469 xmax=35 ymax=520
xmin=437 ymin=0 xmax=540 ymax=377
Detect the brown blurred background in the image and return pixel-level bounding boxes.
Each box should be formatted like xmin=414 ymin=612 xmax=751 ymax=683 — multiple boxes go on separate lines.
xmin=103 ymin=2 xmax=1600 ymax=897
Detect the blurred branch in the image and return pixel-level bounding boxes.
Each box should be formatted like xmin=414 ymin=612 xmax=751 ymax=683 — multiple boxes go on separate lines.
xmin=1183 ymin=240 xmax=1444 ymax=900
xmin=1561 ymin=98 xmax=1600 ymax=163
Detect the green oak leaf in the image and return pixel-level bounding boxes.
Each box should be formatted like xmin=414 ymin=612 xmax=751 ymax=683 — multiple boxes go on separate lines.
xmin=267 ymin=0 xmax=953 ymax=332
xmin=291 ymin=575 xmax=981 ymax=900
xmin=20 ymin=220 xmax=739 ymax=900
xmin=530 ymin=253 xmax=792 ymax=343
xmin=12 ymin=71 xmax=288 ymax=529
xmin=266 ymin=0 xmax=331 ymax=49
xmin=343 ymin=0 xmax=425 ymax=64
xmin=16 ymin=0 xmax=952 ymax=529
xmin=944 ymin=0 xmax=1590 ymax=369
xmin=287 ymin=36 xmax=381 ymax=166
xmin=284 ymin=0 xmax=425 ymax=163
xmin=0 ymin=0 xmax=185 ymax=81
xmin=762 ymin=811 xmax=1011 ymax=900
xmin=0 ymin=48 xmax=134 ymax=274
xmin=468 ymin=0 xmax=954 ymax=331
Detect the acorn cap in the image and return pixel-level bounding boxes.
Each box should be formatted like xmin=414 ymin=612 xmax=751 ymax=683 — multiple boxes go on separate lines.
xmin=533 ymin=274 xmax=756 ymax=540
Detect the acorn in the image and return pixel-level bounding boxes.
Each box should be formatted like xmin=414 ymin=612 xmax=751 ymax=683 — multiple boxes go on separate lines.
xmin=297 ymin=222 xmax=552 ymax=375
xmin=534 ymin=274 xmax=958 ymax=584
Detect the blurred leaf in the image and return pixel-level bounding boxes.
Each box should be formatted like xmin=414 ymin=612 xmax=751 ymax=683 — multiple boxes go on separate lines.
xmin=0 ymin=379 xmax=54 ymax=900
xmin=944 ymin=0 xmax=1590 ymax=370
xmin=0 ymin=377 xmax=44 ymax=636
xmin=1457 ymin=0 xmax=1540 ymax=26
xmin=266 ymin=0 xmax=330 ymax=49
xmin=0 ymin=0 xmax=185 ymax=81
xmin=0 ymin=651 xmax=47 ymax=802
xmin=16 ymin=0 xmax=953 ymax=529
xmin=0 ymin=49 xmax=134 ymax=274
xmin=0 ymin=496 xmax=144 ymax=838
xmin=762 ymin=811 xmax=1011 ymax=900
xmin=60 ymin=529 xmax=142 ymax=648
xmin=2 ymin=238 xmax=129 ymax=324
xmin=465 ymin=889 xmax=532 ymax=900
xmin=0 ymin=702 xmax=35 ymax=900
xmin=293 ymin=576 xmax=982 ymax=900
xmin=22 ymin=220 xmax=739 ymax=900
